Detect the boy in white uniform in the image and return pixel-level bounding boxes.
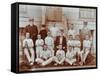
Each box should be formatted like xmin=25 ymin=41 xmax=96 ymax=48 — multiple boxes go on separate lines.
xmin=79 ymin=35 xmax=92 ymax=65
xmin=35 ymin=34 xmax=44 ymax=58
xmin=49 ymin=23 xmax=60 ymax=40
xmin=67 ymin=24 xmax=76 ymax=38
xmin=65 ymin=46 xmax=76 ymax=65
xmin=73 ymin=35 xmax=81 ymax=64
xmin=73 ymin=35 xmax=81 ymax=55
xmin=23 ymin=33 xmax=34 ymax=65
xmin=54 ymin=45 xmax=65 ymax=65
xmin=45 ymin=32 xmax=54 ymax=56
xmin=67 ymin=35 xmax=74 ymax=47
xmin=35 ymin=44 xmax=53 ymax=66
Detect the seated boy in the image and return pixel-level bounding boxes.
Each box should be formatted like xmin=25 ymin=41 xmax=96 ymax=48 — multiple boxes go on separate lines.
xmin=35 ymin=44 xmax=54 ymax=66
xmin=65 ymin=46 xmax=76 ymax=65
xmin=53 ymin=44 xmax=65 ymax=65
xmin=23 ymin=32 xmax=34 ymax=66
xmin=79 ymin=35 xmax=92 ymax=65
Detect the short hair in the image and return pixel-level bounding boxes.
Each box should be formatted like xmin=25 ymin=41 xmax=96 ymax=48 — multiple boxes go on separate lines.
xmin=29 ymin=18 xmax=34 ymax=22
xmin=60 ymin=29 xmax=64 ymax=32
xmin=43 ymin=44 xmax=47 ymax=47
xmin=83 ymin=21 xmax=88 ymax=25
xmin=41 ymin=24 xmax=46 ymax=27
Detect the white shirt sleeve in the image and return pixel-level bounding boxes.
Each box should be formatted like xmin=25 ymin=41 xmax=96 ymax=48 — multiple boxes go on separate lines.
xmin=48 ymin=50 xmax=52 ymax=58
xmin=35 ymin=40 xmax=38 ymax=46
xmin=45 ymin=37 xmax=47 ymax=44
xmin=66 ymin=52 xmax=69 ymax=58
xmin=41 ymin=40 xmax=44 ymax=46
xmin=22 ymin=39 xmax=26 ymax=47
xmin=31 ymin=39 xmax=34 ymax=47
xmin=62 ymin=51 xmax=65 ymax=58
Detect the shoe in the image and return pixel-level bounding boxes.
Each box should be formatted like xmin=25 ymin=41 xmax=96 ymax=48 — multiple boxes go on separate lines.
xmin=72 ymin=63 xmax=77 ymax=66
xmin=29 ymin=61 xmax=33 ymax=66
xmin=79 ymin=62 xmax=83 ymax=66
xmin=54 ymin=63 xmax=58 ymax=66
xmin=60 ymin=63 xmax=64 ymax=65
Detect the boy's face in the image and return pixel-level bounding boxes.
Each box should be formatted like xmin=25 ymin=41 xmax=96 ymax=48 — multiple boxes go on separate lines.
xmin=43 ymin=45 xmax=48 ymax=50
xmin=68 ymin=46 xmax=72 ymax=51
xmin=75 ymin=35 xmax=79 ymax=40
xmin=69 ymin=24 xmax=73 ymax=29
xmin=58 ymin=45 xmax=62 ymax=50
xmin=29 ymin=21 xmax=34 ymax=26
xmin=47 ymin=32 xmax=51 ymax=36
xmin=85 ymin=35 xmax=89 ymax=40
xmin=26 ymin=33 xmax=30 ymax=38
xmin=37 ymin=35 xmax=41 ymax=39
xmin=69 ymin=35 xmax=73 ymax=40
xmin=53 ymin=22 xmax=56 ymax=27
xmin=60 ymin=31 xmax=63 ymax=36
xmin=84 ymin=22 xmax=87 ymax=26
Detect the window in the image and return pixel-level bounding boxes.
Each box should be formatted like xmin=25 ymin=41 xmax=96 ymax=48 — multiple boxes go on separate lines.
xmin=79 ymin=8 xmax=96 ymax=19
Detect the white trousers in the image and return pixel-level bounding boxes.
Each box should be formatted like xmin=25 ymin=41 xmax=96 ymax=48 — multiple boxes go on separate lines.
xmin=65 ymin=58 xmax=76 ymax=65
xmin=74 ymin=47 xmax=80 ymax=54
xmin=53 ymin=56 xmax=65 ymax=64
xmin=24 ymin=48 xmax=34 ymax=63
xmin=35 ymin=57 xmax=53 ymax=66
xmin=36 ymin=46 xmax=43 ymax=58
xmin=47 ymin=45 xmax=54 ymax=56
xmin=80 ymin=49 xmax=90 ymax=63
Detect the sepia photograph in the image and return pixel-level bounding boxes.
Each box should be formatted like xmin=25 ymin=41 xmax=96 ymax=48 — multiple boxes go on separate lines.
xmin=18 ymin=3 xmax=97 ymax=72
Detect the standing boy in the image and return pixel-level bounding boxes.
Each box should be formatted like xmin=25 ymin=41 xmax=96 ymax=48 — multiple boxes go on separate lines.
xmin=35 ymin=34 xmax=44 ymax=58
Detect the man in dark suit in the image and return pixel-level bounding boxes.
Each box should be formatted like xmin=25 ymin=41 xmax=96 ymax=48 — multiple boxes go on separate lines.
xmin=25 ymin=18 xmax=38 ymax=44
xmin=39 ymin=25 xmax=47 ymax=40
xmin=55 ymin=29 xmax=67 ymax=52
